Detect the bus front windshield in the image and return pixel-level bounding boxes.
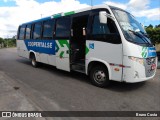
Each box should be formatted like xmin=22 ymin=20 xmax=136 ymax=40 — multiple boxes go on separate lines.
xmin=111 ymin=8 xmax=152 ymax=46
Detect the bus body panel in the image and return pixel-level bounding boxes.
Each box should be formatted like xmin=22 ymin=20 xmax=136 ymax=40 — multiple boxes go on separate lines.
xmin=123 ymin=41 xmax=157 ymax=58
xmin=55 ymin=40 xmax=70 ymax=72
xmin=123 ymin=56 xmax=157 ymax=83
xmin=17 ymin=40 xmax=29 ymax=58
xmin=86 ymin=40 xmax=123 ymax=82
xmin=17 ymin=39 xmax=71 ymax=71
xmin=109 ymin=6 xmax=157 ymax=82
xmin=39 ymin=53 xmax=49 ymax=64
xmin=122 ymin=41 xmax=157 ymax=82
xmin=48 ymin=54 xmax=56 ymax=66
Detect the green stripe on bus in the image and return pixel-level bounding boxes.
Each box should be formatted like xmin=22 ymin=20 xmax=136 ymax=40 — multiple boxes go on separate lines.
xmin=142 ymin=47 xmax=147 ymax=52
xmin=56 ymin=40 xmax=69 ymax=58
xmin=85 ymin=45 xmax=89 ymax=55
xmin=64 ymin=11 xmax=75 ymax=16
xmin=141 ymin=47 xmax=148 ymax=58
xmin=53 ymin=13 xmax=62 ymax=18
xmin=59 ymin=40 xmax=69 ymax=48
xmin=60 ymin=51 xmax=64 ymax=58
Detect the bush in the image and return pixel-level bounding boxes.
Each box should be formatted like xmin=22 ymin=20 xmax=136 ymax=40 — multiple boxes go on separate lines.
xmin=0 ymin=37 xmax=16 ymax=48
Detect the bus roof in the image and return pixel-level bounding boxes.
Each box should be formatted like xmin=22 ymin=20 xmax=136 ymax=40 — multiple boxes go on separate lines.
xmin=20 ymin=4 xmax=122 ymax=26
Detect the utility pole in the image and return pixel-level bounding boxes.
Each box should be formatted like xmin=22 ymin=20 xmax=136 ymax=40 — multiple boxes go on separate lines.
xmin=41 ymin=14 xmax=43 ymax=18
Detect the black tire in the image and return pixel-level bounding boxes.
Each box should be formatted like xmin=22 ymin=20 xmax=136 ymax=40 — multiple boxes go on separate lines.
xmin=90 ymin=65 xmax=110 ymax=87
xmin=31 ymin=55 xmax=38 ymax=68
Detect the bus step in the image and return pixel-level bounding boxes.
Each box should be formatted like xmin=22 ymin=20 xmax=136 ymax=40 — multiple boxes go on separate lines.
xmin=71 ymin=64 xmax=85 ymax=73
xmin=71 ymin=62 xmax=85 ymax=67
xmin=73 ymin=69 xmax=86 ymax=74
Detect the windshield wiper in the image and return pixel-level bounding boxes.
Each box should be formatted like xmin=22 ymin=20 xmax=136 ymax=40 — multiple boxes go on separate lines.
xmin=139 ymin=31 xmax=149 ymax=38
xmin=128 ymin=29 xmax=150 ymax=44
xmin=139 ymin=31 xmax=152 ymax=44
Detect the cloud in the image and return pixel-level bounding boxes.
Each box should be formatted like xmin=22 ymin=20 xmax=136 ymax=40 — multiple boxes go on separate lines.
xmin=127 ymin=0 xmax=150 ymax=10
xmin=104 ymin=1 xmax=127 ymax=10
xmin=0 ymin=0 xmax=89 ymax=38
xmin=126 ymin=0 xmax=160 ymax=21
xmin=104 ymin=0 xmax=160 ymax=21
xmin=132 ymin=8 xmax=160 ymax=21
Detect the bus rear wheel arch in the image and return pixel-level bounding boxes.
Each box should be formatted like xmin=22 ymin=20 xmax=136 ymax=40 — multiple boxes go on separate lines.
xmin=29 ymin=52 xmax=38 ymax=68
xmin=88 ymin=62 xmax=110 ymax=87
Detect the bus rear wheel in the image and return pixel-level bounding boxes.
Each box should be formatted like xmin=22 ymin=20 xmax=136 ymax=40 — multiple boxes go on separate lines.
xmin=31 ymin=55 xmax=38 ymax=68
xmin=90 ymin=65 xmax=110 ymax=87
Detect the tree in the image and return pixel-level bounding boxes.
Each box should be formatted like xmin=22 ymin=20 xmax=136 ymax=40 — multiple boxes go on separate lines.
xmin=155 ymin=24 xmax=160 ymax=28
xmin=0 ymin=37 xmax=16 ymax=48
xmin=4 ymin=38 xmax=16 ymax=47
xmin=145 ymin=24 xmax=160 ymax=44
xmin=147 ymin=24 xmax=153 ymax=29
xmin=0 ymin=37 xmax=3 ymax=44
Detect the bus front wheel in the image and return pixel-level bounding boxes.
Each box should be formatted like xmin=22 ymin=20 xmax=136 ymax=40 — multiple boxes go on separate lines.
xmin=90 ymin=65 xmax=110 ymax=87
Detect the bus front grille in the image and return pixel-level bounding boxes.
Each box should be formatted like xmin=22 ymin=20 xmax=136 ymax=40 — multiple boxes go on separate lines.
xmin=144 ymin=57 xmax=156 ymax=77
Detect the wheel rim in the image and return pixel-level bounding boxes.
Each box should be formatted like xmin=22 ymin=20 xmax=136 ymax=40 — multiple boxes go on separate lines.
xmin=93 ymin=70 xmax=106 ymax=84
xmin=32 ymin=59 xmax=36 ymax=66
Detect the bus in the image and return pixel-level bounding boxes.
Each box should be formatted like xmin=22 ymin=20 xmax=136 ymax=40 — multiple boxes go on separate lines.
xmin=17 ymin=4 xmax=157 ymax=87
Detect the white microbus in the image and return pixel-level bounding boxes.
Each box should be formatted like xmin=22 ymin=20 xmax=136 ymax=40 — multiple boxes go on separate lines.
xmin=17 ymin=4 xmax=157 ymax=87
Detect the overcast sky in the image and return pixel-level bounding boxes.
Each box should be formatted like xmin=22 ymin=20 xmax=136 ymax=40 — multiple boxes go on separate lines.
xmin=0 ymin=0 xmax=160 ymax=38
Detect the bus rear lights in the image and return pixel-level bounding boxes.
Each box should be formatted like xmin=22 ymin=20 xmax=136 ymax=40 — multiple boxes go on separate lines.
xmin=128 ymin=56 xmax=144 ymax=65
xmin=134 ymin=71 xmax=139 ymax=78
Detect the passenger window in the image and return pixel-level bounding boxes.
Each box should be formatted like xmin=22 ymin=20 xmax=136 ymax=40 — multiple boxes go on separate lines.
xmin=25 ymin=24 xmax=31 ymax=39
xmin=19 ymin=25 xmax=26 ymax=40
xmin=92 ymin=15 xmax=117 ymax=35
xmin=55 ymin=17 xmax=71 ymax=38
xmin=33 ymin=22 xmax=42 ymax=39
xmin=91 ymin=15 xmax=121 ymax=44
xmin=42 ymin=20 xmax=54 ymax=39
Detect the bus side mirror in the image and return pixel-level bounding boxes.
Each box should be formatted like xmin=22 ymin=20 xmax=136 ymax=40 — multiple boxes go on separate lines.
xmin=99 ymin=11 xmax=107 ymax=24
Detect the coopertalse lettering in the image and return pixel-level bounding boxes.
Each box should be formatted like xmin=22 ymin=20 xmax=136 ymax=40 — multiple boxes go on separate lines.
xmin=28 ymin=42 xmax=52 ymax=48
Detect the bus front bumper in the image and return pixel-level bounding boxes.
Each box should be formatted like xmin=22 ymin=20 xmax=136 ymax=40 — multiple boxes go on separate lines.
xmin=122 ymin=57 xmax=157 ymax=83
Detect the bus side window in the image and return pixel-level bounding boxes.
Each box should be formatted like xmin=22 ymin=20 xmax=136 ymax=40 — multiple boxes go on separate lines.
xmin=42 ymin=20 xmax=54 ymax=39
xmin=107 ymin=19 xmax=117 ymax=33
xmin=91 ymin=15 xmax=121 ymax=44
xmin=33 ymin=22 xmax=42 ymax=40
xmin=25 ymin=24 xmax=31 ymax=40
xmin=92 ymin=15 xmax=110 ymax=35
xmin=55 ymin=17 xmax=71 ymax=39
xmin=92 ymin=15 xmax=118 ymax=35
xmin=18 ymin=25 xmax=26 ymax=40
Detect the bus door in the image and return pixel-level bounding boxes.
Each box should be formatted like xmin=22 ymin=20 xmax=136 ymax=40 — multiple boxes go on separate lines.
xmin=55 ymin=16 xmax=71 ymax=72
xmin=70 ymin=15 xmax=89 ymax=72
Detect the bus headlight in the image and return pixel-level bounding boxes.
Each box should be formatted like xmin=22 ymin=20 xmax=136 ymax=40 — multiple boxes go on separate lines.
xmin=128 ymin=56 xmax=144 ymax=65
